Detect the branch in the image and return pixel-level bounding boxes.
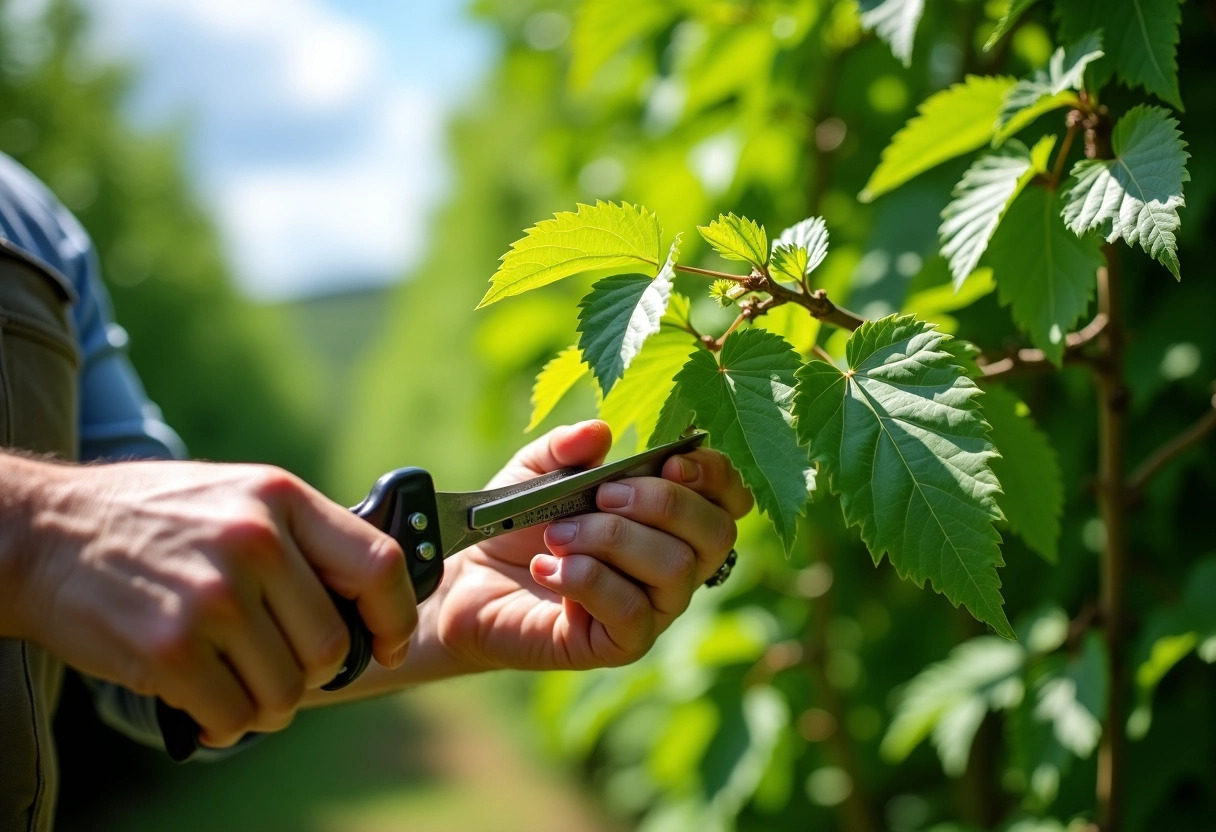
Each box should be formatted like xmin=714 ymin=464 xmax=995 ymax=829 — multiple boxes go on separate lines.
xmin=1126 ymin=393 xmax=1216 ymax=504
xmin=762 ymin=280 xmax=865 ymax=331
xmin=977 ymin=314 xmax=1109 ymax=381
xmin=1050 ymin=114 xmax=1081 ymax=189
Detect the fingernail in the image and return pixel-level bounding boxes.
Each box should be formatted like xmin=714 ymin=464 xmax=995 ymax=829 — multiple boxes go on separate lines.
xmin=547 ymin=522 xmax=578 ymax=545
xmin=598 ymin=482 xmax=633 ymax=508
xmin=677 ymin=457 xmax=699 ymax=483
xmin=389 ymin=643 xmax=409 ymax=668
xmin=533 ymin=554 xmax=560 ymax=577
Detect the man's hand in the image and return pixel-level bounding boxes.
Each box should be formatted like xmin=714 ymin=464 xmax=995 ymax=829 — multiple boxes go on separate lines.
xmin=424 ymin=421 xmax=753 ymax=675
xmin=1 ymin=456 xmax=417 ymax=747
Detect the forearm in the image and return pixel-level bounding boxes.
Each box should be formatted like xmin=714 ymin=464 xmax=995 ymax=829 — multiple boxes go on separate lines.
xmin=0 ymin=451 xmax=69 ymax=639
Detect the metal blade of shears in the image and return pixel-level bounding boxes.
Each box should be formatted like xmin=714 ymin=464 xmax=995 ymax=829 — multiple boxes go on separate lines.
xmin=432 ymin=430 xmax=708 ymax=558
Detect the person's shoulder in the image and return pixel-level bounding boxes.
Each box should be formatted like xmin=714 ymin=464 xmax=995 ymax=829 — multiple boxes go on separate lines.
xmin=0 ymin=151 xmax=93 ymax=291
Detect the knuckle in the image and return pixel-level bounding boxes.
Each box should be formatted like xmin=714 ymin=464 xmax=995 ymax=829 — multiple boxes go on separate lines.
xmin=190 ymin=571 xmax=243 ymax=623
xmin=364 ymin=535 xmax=406 ymax=589
xmin=713 ymin=517 xmax=739 ymax=553
xmin=599 ymin=514 xmax=631 ymax=549
xmin=310 ymin=621 xmax=351 ymax=676
xmin=650 ymin=479 xmax=682 ymax=522
xmin=247 ymin=465 xmax=303 ymax=503
xmin=667 ymin=543 xmax=697 ymax=583
xmin=143 ymin=619 xmax=196 ymax=667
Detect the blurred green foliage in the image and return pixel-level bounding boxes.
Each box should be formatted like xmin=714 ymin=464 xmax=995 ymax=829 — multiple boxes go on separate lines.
xmin=5 ymin=0 xmax=1215 ymax=830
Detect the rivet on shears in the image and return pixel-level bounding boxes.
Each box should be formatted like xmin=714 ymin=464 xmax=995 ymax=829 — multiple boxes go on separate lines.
xmin=408 ymin=512 xmax=429 ymax=531
xmin=416 ymin=541 xmax=437 ymax=561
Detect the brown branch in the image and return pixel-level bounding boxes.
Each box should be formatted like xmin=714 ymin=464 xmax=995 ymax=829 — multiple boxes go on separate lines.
xmin=674 ymin=263 xmax=747 ymax=281
xmin=1050 ymin=115 xmax=1081 ymax=189
xmin=1093 ymin=248 xmax=1128 ymax=832
xmin=1126 ymin=393 xmax=1216 ymax=504
xmin=977 ymin=314 xmax=1109 ymax=381
xmin=762 ymin=280 xmax=865 ymax=332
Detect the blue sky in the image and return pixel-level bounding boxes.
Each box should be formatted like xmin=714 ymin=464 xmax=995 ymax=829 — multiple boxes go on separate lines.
xmin=81 ymin=0 xmax=496 ymax=299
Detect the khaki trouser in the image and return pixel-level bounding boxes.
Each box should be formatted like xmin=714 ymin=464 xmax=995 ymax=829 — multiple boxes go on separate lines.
xmin=0 ymin=242 xmax=80 ymax=832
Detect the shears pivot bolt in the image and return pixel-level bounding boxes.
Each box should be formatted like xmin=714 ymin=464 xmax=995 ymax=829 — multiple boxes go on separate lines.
xmin=416 ymin=541 xmax=437 ymax=561
xmin=408 ymin=512 xmax=429 ymax=531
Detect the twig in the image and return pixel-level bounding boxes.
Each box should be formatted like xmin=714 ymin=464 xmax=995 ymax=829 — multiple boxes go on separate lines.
xmin=1126 ymin=393 xmax=1216 ymax=504
xmin=977 ymin=314 xmax=1108 ymax=380
xmin=812 ymin=344 xmax=835 ymax=364
xmin=673 ymin=263 xmax=747 ymax=281
xmin=1050 ymin=115 xmax=1081 ymax=189
xmin=764 ymin=280 xmax=866 ymax=332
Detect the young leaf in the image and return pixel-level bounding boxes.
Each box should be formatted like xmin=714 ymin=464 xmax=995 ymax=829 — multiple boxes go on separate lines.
xmin=576 ymin=236 xmax=680 ymax=395
xmin=479 ymin=201 xmax=661 ymax=307
xmin=939 ymin=136 xmax=1054 ymax=289
xmin=994 ymin=32 xmax=1102 ymax=143
xmin=663 ymin=292 xmax=694 ymax=330
xmin=769 ymin=216 xmax=829 ymax=286
xmin=985 ymin=0 xmax=1039 ymax=52
xmin=858 ymin=0 xmax=925 ymax=67
xmin=1056 ymin=0 xmax=1183 ymax=110
xmin=861 ymin=75 xmax=1016 ymax=202
xmin=989 ymin=185 xmax=1103 ymax=364
xmin=710 ymin=279 xmax=743 ymax=307
xmin=698 ymin=213 xmax=768 ymax=268
xmin=599 ymin=329 xmax=698 ymax=451
xmin=982 ymin=387 xmax=1063 ymax=563
xmin=528 ymin=347 xmax=590 ymax=432
xmin=881 ymin=637 xmax=1026 ymax=773
xmin=1060 ymin=105 xmax=1189 ymax=280
xmin=675 ymin=328 xmax=810 ymax=552
xmin=794 ymin=315 xmax=1013 ymax=638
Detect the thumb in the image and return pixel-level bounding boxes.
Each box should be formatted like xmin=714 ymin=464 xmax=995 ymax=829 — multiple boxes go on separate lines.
xmin=488 ymin=420 xmax=613 ymax=486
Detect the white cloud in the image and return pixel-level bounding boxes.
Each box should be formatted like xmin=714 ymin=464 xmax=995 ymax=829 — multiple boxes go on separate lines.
xmin=80 ymin=0 xmax=454 ymax=298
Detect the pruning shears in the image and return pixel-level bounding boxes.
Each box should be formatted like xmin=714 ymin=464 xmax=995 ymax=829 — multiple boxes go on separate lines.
xmin=157 ymin=430 xmax=708 ymax=761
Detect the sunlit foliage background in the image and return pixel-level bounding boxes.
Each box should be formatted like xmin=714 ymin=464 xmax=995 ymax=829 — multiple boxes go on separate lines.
xmin=4 ymin=0 xmax=1213 ymax=830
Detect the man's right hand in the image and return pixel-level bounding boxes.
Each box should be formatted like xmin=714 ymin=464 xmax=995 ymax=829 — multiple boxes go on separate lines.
xmin=0 ymin=455 xmax=416 ymax=748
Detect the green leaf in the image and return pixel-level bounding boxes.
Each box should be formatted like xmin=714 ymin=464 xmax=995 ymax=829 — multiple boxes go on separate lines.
xmin=1056 ymin=0 xmax=1183 ymax=110
xmin=648 ymin=381 xmax=696 ymax=449
xmin=599 ymin=329 xmax=698 ymax=451
xmin=984 ymin=0 xmax=1039 ymax=51
xmin=675 ymin=328 xmax=811 ymax=552
xmin=754 ymin=302 xmax=821 ymax=356
xmin=479 ymin=201 xmax=661 ymax=307
xmin=663 ymin=292 xmax=694 ymax=329
xmin=882 ymin=637 xmax=1025 ymax=773
xmin=698 ymin=213 xmax=768 ymax=268
xmin=576 ymin=236 xmax=680 ymax=395
xmin=861 ymin=75 xmax=1016 ymax=202
xmin=982 ymin=387 xmax=1063 ymax=563
xmin=1060 ymin=105 xmax=1189 ymax=280
xmin=769 ymin=216 xmax=829 ymax=286
xmin=1034 ymin=633 xmax=1106 ymax=759
xmin=988 ymin=185 xmax=1103 ymax=364
xmin=570 ymin=0 xmax=679 ymax=90
xmin=858 ymin=0 xmax=925 ymax=66
xmin=527 ymin=346 xmax=589 ymax=432
xmin=1009 ymin=634 xmax=1107 ymax=805
xmin=939 ymin=137 xmax=1053 ymax=289
xmin=794 ymin=315 xmax=1012 ymax=637
xmin=994 ymin=32 xmax=1102 ymax=142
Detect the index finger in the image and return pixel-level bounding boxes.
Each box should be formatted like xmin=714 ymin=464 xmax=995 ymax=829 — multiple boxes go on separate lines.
xmin=285 ymin=487 xmax=417 ymax=670
xmin=661 ymin=448 xmax=754 ymax=519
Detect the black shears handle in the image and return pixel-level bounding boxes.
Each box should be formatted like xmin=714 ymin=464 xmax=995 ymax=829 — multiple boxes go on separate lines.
xmin=157 ymin=468 xmax=444 ymax=762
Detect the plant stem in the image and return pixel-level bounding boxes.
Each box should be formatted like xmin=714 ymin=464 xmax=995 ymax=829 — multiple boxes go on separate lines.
xmin=977 ymin=314 xmax=1108 ymax=380
xmin=715 ymin=313 xmax=747 ymax=348
xmin=673 ymin=263 xmax=746 ymax=281
xmin=1093 ymin=245 xmax=1128 ymax=832
xmin=1126 ymin=392 xmax=1216 ymax=504
xmin=812 ymin=344 xmax=835 ymax=364
xmin=1050 ymin=116 xmax=1080 ymax=189
xmin=764 ymin=281 xmax=865 ymax=332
